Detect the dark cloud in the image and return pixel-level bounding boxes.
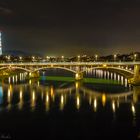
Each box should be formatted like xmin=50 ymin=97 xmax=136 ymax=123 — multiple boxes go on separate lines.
xmin=0 ymin=7 xmax=13 ymax=15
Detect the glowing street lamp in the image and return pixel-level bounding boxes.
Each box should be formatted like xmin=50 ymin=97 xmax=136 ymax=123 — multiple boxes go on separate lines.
xmin=61 ymin=55 xmax=64 ymax=61
xmin=114 ymin=54 xmax=117 ymax=61
xmin=46 ymin=56 xmax=50 ymax=61
xmin=95 ymin=54 xmax=98 ymax=61
xmin=77 ymin=55 xmax=80 ymax=62
xmin=8 ymin=55 xmax=11 ymax=61
xmin=134 ymin=54 xmax=137 ymax=61
xmin=32 ymin=56 xmax=35 ymax=62
xmin=19 ymin=56 xmax=22 ymax=61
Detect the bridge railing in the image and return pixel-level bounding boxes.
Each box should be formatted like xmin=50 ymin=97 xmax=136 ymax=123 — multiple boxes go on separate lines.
xmin=0 ymin=61 xmax=140 ymax=66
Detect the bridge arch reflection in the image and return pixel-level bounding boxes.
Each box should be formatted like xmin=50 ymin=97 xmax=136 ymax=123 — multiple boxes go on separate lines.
xmin=0 ymin=79 xmax=139 ymax=118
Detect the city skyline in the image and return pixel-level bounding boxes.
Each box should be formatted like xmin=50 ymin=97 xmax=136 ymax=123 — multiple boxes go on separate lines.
xmin=0 ymin=0 xmax=140 ymax=56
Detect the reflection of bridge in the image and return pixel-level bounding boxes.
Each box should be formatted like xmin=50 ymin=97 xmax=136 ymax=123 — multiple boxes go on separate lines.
xmin=0 ymin=62 xmax=140 ymax=84
xmin=2 ymin=81 xmax=134 ymax=102
xmin=2 ymin=80 xmax=140 ymax=113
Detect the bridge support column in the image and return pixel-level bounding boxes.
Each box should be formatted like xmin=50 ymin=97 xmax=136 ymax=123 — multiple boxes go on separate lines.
xmin=28 ymin=71 xmax=40 ymax=79
xmin=75 ymin=72 xmax=83 ymax=80
xmin=132 ymin=65 xmax=140 ymax=85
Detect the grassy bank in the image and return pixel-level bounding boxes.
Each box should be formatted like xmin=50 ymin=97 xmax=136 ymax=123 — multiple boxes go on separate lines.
xmin=40 ymin=76 xmax=119 ymax=85
xmin=83 ymin=78 xmax=119 ymax=84
xmin=40 ymin=76 xmax=75 ymax=82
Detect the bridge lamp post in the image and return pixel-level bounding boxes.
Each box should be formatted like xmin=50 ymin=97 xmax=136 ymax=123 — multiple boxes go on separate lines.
xmin=114 ymin=54 xmax=117 ymax=61
xmin=32 ymin=56 xmax=35 ymax=62
xmin=61 ymin=56 xmax=64 ymax=62
xmin=95 ymin=54 xmax=98 ymax=61
xmin=134 ymin=54 xmax=137 ymax=61
xmin=19 ymin=56 xmax=22 ymax=62
xmin=46 ymin=56 xmax=50 ymax=62
xmin=7 ymin=55 xmax=11 ymax=62
xmin=77 ymin=55 xmax=80 ymax=62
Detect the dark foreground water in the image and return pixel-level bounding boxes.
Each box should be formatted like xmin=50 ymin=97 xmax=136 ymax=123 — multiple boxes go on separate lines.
xmin=0 ymin=78 xmax=140 ymax=140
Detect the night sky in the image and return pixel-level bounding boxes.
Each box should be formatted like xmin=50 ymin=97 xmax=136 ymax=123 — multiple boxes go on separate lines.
xmin=0 ymin=0 xmax=140 ymax=56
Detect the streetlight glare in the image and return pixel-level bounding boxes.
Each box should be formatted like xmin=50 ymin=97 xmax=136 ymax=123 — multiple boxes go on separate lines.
xmin=114 ymin=54 xmax=117 ymax=61
xmin=95 ymin=54 xmax=98 ymax=61
xmin=8 ymin=55 xmax=10 ymax=60
xmin=134 ymin=54 xmax=137 ymax=61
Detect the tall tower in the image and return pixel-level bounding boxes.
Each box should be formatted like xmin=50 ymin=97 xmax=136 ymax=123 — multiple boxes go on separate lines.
xmin=0 ymin=31 xmax=2 ymax=55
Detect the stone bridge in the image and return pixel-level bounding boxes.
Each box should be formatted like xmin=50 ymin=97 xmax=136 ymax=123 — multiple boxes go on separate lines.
xmin=0 ymin=62 xmax=140 ymax=84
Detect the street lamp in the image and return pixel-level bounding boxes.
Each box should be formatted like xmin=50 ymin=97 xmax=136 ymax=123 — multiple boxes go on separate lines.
xmin=19 ymin=56 xmax=22 ymax=61
xmin=32 ymin=56 xmax=35 ymax=62
xmin=134 ymin=54 xmax=137 ymax=61
xmin=46 ymin=56 xmax=50 ymax=62
xmin=114 ymin=54 xmax=117 ymax=61
xmin=61 ymin=55 xmax=64 ymax=62
xmin=77 ymin=55 xmax=80 ymax=62
xmin=95 ymin=54 xmax=98 ymax=61
xmin=8 ymin=55 xmax=11 ymax=61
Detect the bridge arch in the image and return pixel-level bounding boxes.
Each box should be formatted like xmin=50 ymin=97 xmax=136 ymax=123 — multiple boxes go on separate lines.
xmin=0 ymin=67 xmax=9 ymax=71
xmin=82 ymin=66 xmax=134 ymax=78
xmin=0 ymin=66 xmax=31 ymax=72
xmin=80 ymin=87 xmax=133 ymax=99
xmin=33 ymin=66 xmax=76 ymax=74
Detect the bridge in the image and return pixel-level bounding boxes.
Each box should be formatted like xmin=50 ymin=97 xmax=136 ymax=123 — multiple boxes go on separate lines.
xmin=0 ymin=62 xmax=140 ymax=84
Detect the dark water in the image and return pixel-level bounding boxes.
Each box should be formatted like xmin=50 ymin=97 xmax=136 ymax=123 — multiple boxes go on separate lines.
xmin=0 ymin=78 xmax=140 ymax=140
xmin=0 ymin=69 xmax=140 ymax=140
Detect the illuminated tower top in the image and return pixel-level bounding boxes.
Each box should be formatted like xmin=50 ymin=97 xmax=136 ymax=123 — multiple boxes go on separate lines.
xmin=0 ymin=31 xmax=2 ymax=55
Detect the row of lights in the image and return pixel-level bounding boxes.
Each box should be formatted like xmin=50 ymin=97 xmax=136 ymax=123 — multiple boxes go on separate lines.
xmin=46 ymin=54 xmax=137 ymax=61
xmin=60 ymin=54 xmax=137 ymax=61
xmin=4 ymin=54 xmax=138 ymax=61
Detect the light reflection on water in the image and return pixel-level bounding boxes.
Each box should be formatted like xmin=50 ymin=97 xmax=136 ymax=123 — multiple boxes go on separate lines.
xmin=0 ymin=78 xmax=137 ymax=113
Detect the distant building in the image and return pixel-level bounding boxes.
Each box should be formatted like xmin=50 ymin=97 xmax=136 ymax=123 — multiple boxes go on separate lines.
xmin=0 ymin=31 xmax=2 ymax=55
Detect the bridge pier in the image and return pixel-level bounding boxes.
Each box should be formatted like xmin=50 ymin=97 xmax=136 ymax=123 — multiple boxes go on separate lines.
xmin=28 ymin=71 xmax=40 ymax=79
xmin=130 ymin=65 xmax=140 ymax=85
xmin=75 ymin=72 xmax=83 ymax=80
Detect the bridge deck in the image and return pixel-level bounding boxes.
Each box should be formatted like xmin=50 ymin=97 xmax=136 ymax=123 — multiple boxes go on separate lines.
xmin=0 ymin=61 xmax=140 ymax=66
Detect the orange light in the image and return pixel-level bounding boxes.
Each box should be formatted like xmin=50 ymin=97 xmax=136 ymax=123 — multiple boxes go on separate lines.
xmin=102 ymin=94 xmax=106 ymax=106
